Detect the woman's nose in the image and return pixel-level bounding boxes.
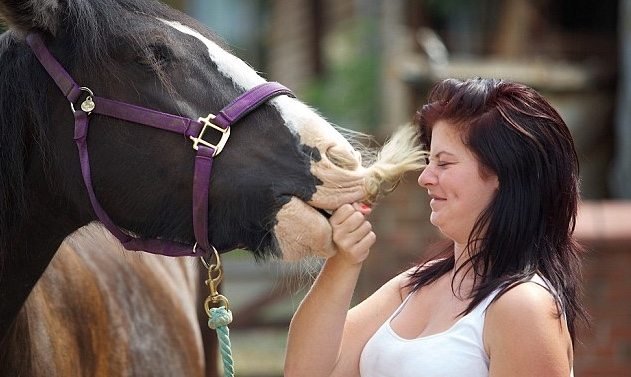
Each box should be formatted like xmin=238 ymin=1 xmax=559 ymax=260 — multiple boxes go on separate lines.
xmin=418 ymin=165 xmax=436 ymax=188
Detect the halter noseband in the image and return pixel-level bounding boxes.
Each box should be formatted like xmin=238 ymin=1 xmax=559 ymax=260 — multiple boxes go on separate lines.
xmin=26 ymin=33 xmax=295 ymax=257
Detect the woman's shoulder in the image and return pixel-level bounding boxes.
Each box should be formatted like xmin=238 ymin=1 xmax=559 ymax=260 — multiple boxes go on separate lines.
xmin=484 ymin=279 xmax=570 ymax=353
xmin=483 ymin=280 xmax=573 ymax=374
xmin=488 ymin=281 xmax=560 ymax=319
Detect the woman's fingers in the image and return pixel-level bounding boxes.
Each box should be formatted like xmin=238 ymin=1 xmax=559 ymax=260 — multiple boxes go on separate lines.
xmin=333 ymin=218 xmax=371 ymax=247
xmin=329 ymin=203 xmax=376 ymax=264
xmin=330 ymin=204 xmax=358 ymax=226
xmin=353 ymin=230 xmax=376 ymax=255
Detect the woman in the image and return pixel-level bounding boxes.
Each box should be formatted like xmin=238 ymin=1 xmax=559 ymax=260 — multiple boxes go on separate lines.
xmin=284 ymin=78 xmax=586 ymax=377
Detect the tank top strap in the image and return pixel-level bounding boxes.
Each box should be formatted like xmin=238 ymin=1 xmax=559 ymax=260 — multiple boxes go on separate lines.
xmin=471 ymin=287 xmax=503 ymax=316
xmin=388 ymin=290 xmax=415 ymax=322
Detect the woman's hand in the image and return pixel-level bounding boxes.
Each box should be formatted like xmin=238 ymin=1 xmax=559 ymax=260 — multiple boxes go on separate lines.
xmin=329 ymin=203 xmax=376 ymax=265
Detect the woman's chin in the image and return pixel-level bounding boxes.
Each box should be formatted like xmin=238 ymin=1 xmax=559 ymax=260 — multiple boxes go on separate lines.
xmin=429 ymin=212 xmax=440 ymax=227
xmin=429 ymin=214 xmax=451 ymax=239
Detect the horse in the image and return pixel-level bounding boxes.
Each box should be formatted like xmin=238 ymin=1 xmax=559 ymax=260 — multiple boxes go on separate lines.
xmin=0 ymin=0 xmax=424 ymax=375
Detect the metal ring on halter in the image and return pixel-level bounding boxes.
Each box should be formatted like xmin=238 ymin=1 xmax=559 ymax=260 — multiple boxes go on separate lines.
xmin=200 ymin=244 xmax=222 ymax=270
xmin=201 ymin=244 xmax=228 ymax=310
xmin=70 ymin=87 xmax=95 ymax=114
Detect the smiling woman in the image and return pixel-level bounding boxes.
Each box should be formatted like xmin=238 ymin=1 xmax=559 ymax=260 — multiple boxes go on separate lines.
xmin=284 ymin=77 xmax=586 ymax=377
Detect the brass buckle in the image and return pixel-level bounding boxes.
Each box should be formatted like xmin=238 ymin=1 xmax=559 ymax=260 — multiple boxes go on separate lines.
xmin=190 ymin=114 xmax=230 ymax=156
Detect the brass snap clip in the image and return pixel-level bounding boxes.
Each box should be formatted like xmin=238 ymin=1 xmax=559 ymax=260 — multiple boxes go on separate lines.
xmin=201 ymin=245 xmax=231 ymax=313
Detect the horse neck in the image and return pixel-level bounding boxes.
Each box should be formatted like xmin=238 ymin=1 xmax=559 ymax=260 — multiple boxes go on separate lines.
xmin=0 ymin=306 xmax=35 ymax=375
xmin=0 ymin=175 xmax=85 ymax=344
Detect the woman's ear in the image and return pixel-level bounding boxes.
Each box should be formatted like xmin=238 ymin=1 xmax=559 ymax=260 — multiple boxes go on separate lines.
xmin=0 ymin=0 xmax=61 ymax=35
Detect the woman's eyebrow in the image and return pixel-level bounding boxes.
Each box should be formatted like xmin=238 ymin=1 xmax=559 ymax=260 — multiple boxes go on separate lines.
xmin=430 ymin=151 xmax=456 ymax=158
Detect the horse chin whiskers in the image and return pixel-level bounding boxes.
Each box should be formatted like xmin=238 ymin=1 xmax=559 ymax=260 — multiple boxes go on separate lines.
xmin=277 ymin=256 xmax=324 ymax=292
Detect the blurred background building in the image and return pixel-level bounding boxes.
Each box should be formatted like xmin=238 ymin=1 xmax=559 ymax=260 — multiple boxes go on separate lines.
xmin=160 ymin=1 xmax=630 ymax=376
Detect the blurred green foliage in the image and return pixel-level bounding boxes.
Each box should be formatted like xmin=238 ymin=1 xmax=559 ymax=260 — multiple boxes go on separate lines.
xmin=303 ymin=19 xmax=380 ymax=132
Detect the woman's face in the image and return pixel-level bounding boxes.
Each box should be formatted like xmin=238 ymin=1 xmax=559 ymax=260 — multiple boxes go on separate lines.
xmin=418 ymin=120 xmax=499 ymax=244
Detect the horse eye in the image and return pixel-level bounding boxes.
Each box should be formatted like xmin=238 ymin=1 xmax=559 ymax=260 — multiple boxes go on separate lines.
xmin=137 ymin=43 xmax=174 ymax=68
xmin=150 ymin=44 xmax=174 ymax=63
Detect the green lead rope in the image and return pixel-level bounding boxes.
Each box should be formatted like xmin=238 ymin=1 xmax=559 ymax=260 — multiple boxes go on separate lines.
xmin=202 ymin=246 xmax=235 ymax=377
xmin=208 ymin=306 xmax=235 ymax=377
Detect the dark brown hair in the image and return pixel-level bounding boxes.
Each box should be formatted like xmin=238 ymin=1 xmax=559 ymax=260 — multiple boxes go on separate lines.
xmin=409 ymin=78 xmax=586 ymax=341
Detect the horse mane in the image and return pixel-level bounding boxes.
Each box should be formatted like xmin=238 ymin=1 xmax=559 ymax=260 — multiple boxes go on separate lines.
xmin=0 ymin=0 xmax=225 ymax=266
xmin=0 ymin=32 xmax=51 ymax=259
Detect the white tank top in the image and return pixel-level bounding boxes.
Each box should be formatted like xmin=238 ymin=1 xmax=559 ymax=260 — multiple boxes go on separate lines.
xmin=359 ymin=275 xmax=573 ymax=377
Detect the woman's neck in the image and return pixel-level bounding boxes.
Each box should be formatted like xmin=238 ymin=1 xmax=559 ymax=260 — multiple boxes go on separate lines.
xmin=450 ymin=241 xmax=477 ymax=297
xmin=453 ymin=241 xmax=470 ymax=270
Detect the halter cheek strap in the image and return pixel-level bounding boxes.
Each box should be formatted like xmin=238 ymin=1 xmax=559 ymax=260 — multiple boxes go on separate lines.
xmin=26 ymin=33 xmax=295 ymax=257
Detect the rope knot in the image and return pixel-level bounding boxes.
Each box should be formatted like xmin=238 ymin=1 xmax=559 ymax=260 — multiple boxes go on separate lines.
xmin=207 ymin=306 xmax=233 ymax=329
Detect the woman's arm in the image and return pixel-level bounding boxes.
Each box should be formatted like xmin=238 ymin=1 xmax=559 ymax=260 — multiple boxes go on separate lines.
xmin=484 ymin=283 xmax=574 ymax=377
xmin=284 ymin=204 xmax=406 ymax=377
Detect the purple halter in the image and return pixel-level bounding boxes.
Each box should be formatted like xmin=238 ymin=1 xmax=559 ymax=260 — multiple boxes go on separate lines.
xmin=26 ymin=33 xmax=294 ymax=257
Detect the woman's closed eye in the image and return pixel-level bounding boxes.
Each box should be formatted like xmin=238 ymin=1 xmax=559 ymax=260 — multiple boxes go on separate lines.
xmin=428 ymin=158 xmax=454 ymax=167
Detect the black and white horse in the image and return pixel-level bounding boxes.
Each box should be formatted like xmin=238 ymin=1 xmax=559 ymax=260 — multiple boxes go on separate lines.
xmin=0 ymin=0 xmax=423 ymax=375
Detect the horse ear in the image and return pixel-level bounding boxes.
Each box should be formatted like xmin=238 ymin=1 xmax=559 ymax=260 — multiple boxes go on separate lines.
xmin=0 ymin=0 xmax=61 ymax=35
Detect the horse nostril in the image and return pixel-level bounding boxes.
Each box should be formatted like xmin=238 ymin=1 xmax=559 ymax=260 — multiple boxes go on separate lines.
xmin=325 ymin=145 xmax=360 ymax=170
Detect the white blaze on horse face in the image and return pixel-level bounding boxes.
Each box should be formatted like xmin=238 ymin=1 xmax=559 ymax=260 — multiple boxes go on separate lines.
xmin=159 ymin=19 xmax=267 ymax=89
